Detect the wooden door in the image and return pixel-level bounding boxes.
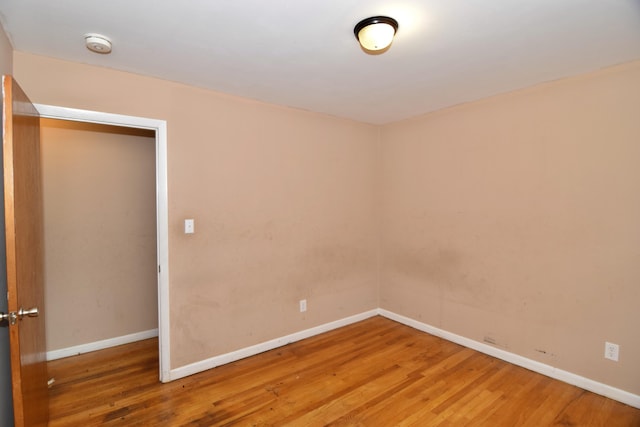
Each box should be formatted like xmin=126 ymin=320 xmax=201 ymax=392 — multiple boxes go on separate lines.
xmin=2 ymin=75 xmax=48 ymax=426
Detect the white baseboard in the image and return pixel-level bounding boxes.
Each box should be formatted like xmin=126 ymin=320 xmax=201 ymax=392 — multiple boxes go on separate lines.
xmin=50 ymin=310 xmax=639 ymax=409
xmin=168 ymin=309 xmax=379 ymax=381
xmin=46 ymin=329 xmax=159 ymax=361
xmin=378 ymin=309 xmax=640 ymax=409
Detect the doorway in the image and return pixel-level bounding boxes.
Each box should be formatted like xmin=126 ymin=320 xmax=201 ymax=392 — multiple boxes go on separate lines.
xmin=41 ymin=118 xmax=157 ymax=358
xmin=35 ymin=104 xmax=170 ymax=382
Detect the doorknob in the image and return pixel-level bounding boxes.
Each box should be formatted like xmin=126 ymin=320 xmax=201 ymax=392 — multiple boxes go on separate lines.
xmin=0 ymin=311 xmax=18 ymax=325
xmin=0 ymin=307 xmax=38 ymax=325
xmin=18 ymin=307 xmax=39 ymax=319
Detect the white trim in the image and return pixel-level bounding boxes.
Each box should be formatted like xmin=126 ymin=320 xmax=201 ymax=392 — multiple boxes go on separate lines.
xmin=34 ymin=104 xmax=171 ymax=382
xmin=168 ymin=310 xmax=379 ymax=381
xmin=46 ymin=329 xmax=158 ymax=361
xmin=38 ymin=292 xmax=640 ymax=409
xmin=36 ymin=105 xmax=161 ymax=130
xmin=378 ymin=309 xmax=640 ymax=409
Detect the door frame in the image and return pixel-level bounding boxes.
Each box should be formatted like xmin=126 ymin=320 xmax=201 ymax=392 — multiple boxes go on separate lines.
xmin=35 ymin=104 xmax=171 ymax=382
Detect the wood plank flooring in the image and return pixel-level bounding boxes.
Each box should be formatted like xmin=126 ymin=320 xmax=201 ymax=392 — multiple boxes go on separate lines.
xmin=47 ymin=316 xmax=640 ymax=426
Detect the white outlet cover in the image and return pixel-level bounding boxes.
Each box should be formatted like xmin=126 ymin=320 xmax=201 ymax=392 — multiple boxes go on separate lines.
xmin=604 ymin=342 xmax=619 ymax=361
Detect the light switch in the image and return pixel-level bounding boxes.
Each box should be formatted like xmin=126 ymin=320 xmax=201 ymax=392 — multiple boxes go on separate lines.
xmin=184 ymin=219 xmax=195 ymax=234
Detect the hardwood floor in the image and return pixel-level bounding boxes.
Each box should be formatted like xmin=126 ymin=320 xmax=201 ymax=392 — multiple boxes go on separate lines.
xmin=47 ymin=316 xmax=640 ymax=426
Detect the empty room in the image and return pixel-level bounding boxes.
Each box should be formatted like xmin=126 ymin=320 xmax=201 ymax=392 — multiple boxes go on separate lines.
xmin=1 ymin=1 xmax=639 ymax=425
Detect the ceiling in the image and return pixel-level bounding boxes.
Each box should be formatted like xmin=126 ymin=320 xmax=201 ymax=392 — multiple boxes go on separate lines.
xmin=1 ymin=1 xmax=640 ymax=124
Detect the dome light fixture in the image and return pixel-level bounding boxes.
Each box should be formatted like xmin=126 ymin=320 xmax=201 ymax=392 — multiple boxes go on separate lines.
xmin=354 ymin=16 xmax=398 ymax=53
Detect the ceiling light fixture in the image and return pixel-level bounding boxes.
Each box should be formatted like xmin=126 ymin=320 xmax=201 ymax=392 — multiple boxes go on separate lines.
xmin=354 ymin=16 xmax=398 ymax=53
xmin=85 ymin=33 xmax=112 ymax=54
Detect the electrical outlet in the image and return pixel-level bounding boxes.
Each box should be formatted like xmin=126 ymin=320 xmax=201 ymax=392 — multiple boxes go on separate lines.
xmin=299 ymin=299 xmax=307 ymax=313
xmin=604 ymin=342 xmax=619 ymax=361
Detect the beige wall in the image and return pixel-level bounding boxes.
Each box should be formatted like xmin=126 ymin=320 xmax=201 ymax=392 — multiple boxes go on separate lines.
xmin=40 ymin=119 xmax=157 ymax=351
xmin=380 ymin=61 xmax=640 ymax=394
xmin=14 ymin=52 xmax=380 ymax=367
xmin=13 ymin=50 xmax=640 ymax=396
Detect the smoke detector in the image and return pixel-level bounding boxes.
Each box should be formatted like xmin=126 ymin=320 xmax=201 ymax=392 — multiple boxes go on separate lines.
xmin=85 ymin=33 xmax=112 ymax=54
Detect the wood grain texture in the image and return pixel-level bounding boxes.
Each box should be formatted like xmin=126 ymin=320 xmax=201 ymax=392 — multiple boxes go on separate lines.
xmin=3 ymin=75 xmax=48 ymax=427
xmin=47 ymin=317 xmax=640 ymax=426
